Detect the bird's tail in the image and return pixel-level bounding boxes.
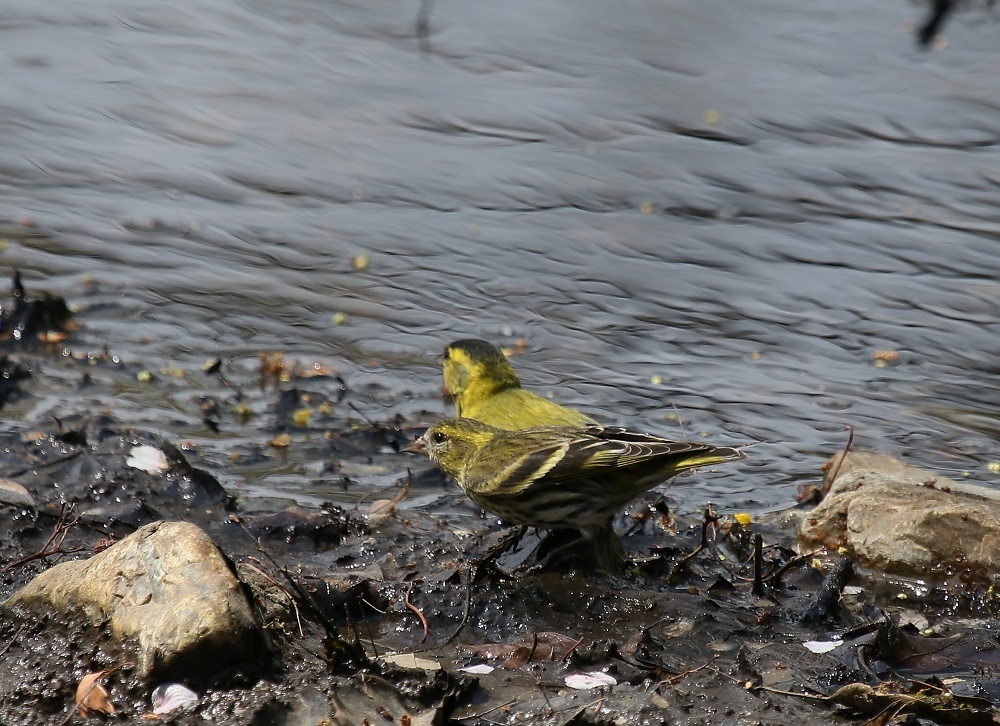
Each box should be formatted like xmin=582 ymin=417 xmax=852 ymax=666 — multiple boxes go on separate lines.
xmin=671 ymin=445 xmax=746 ymax=473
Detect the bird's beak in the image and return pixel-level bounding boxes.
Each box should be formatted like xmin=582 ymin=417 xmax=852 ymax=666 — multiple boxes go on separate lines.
xmin=402 ymin=436 xmax=427 ymax=455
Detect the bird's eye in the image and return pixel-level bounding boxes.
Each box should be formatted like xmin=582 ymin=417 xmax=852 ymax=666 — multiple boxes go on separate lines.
xmin=431 ymin=431 xmax=448 ymax=444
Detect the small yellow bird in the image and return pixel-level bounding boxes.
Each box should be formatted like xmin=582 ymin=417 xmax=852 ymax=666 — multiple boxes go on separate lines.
xmin=409 ymin=418 xmax=745 ymax=571
xmin=442 ymin=339 xmax=595 ymax=429
xmin=442 ymin=338 xmax=612 ymax=565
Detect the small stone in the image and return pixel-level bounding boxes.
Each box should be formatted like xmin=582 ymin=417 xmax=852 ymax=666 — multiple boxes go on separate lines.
xmin=4 ymin=521 xmax=262 ymax=677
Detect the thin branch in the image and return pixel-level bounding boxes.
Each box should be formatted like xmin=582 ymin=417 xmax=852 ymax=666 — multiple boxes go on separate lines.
xmin=821 ymin=425 xmax=854 ymax=499
xmin=0 ymin=502 xmax=83 ymax=573
xmin=752 ymin=533 xmax=765 ymax=597
xmin=668 ymin=504 xmax=718 ymax=583
xmin=404 ymin=581 xmax=429 ymax=645
xmin=0 ymin=626 xmax=25 ymax=659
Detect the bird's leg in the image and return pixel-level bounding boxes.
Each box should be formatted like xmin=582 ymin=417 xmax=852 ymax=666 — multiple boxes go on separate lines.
xmin=474 ymin=525 xmax=528 ymax=572
xmin=520 ymin=531 xmax=590 ymax=574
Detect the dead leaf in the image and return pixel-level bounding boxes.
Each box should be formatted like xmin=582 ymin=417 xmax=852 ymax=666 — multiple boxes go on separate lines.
xmin=380 ymin=653 xmax=441 ymax=671
xmin=462 ymin=632 xmax=581 ymax=669
xmin=268 ymin=433 xmax=292 ymax=448
xmin=0 ymin=478 xmax=33 ymax=507
xmin=365 ymin=474 xmax=411 ymax=527
xmin=77 ymin=671 xmax=116 ymax=717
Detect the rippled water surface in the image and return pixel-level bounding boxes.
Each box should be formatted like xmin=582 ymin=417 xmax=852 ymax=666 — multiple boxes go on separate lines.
xmin=3 ymin=0 xmax=1000 ymax=514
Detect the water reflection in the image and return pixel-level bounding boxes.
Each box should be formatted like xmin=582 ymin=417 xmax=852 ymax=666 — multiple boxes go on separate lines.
xmin=1 ymin=0 xmax=999 ymax=512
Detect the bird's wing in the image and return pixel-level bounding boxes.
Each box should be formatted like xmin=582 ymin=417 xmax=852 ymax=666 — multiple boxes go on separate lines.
xmin=464 ymin=426 xmax=744 ymax=498
xmin=465 ymin=427 xmax=693 ymax=496
xmin=582 ymin=426 xmax=728 ymax=468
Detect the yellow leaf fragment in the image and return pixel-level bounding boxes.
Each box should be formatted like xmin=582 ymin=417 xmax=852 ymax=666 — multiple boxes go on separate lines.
xmin=268 ymin=433 xmax=292 ymax=448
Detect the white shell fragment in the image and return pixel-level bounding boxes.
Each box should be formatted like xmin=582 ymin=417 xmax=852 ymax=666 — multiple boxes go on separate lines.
xmin=565 ymin=671 xmax=617 ymax=690
xmin=459 ymin=664 xmax=495 ymax=675
xmin=126 ymin=446 xmax=170 ymax=475
xmin=151 ymin=683 xmax=199 ymax=714
xmin=803 ymin=639 xmax=843 ymax=654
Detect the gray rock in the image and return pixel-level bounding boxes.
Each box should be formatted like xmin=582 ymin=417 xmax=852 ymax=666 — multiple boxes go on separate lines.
xmin=800 ymin=452 xmax=1000 ymax=581
xmin=4 ymin=520 xmax=262 ymax=678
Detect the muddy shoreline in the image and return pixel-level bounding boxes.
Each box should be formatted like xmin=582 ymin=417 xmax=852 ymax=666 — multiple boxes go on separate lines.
xmin=1 ymin=283 xmax=1000 ymax=725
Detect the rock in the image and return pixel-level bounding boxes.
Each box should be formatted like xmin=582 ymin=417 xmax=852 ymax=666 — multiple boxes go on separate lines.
xmin=800 ymin=452 xmax=1000 ymax=581
xmin=3 ymin=521 xmax=262 ymax=678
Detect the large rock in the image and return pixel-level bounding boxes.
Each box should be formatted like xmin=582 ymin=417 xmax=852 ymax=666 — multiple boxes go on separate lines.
xmin=4 ymin=521 xmax=262 ymax=678
xmin=799 ymin=452 xmax=1000 ymax=581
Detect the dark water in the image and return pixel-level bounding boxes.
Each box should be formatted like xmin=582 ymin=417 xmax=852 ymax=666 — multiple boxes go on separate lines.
xmin=2 ymin=0 xmax=1000 ymax=514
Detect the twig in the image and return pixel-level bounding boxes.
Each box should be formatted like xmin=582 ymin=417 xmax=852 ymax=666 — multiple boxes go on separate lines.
xmin=440 ymin=565 xmax=474 ymax=646
xmin=658 ymin=656 xmax=719 ymax=687
xmin=356 ymin=469 xmax=412 ymax=512
xmin=0 ymin=625 xmax=25 ymax=659
xmin=454 ymin=698 xmax=517 ymax=722
xmin=821 ymin=425 xmax=854 ymax=499
xmin=232 ymin=517 xmax=367 ymax=665
xmin=592 ymin=692 xmax=605 ymax=715
xmin=763 ymin=548 xmax=824 ymax=587
xmin=3 ymin=450 xmax=83 ymax=479
xmin=0 ymin=502 xmax=83 ymax=573
xmin=705 ymin=664 xmax=826 ymax=701
xmin=798 ymin=558 xmax=854 ymax=624
xmin=752 ymin=533 xmax=765 ymax=597
xmin=347 ymin=402 xmax=376 ymax=427
xmin=361 ymin=612 xmax=380 ymax=659
xmin=244 ymin=560 xmax=305 ymax=638
xmin=668 ymin=504 xmax=718 ymax=583
xmin=360 ymin=598 xmax=387 ymax=615
xmin=671 ymin=403 xmax=688 ymax=442
xmin=536 ymin=681 xmax=554 ymax=715
xmin=207 ymin=357 xmax=245 ymax=402
xmin=404 ymin=581 xmax=429 ymax=644
xmin=409 ymin=564 xmax=474 ymax=654
xmin=561 ymin=636 xmax=585 ymax=662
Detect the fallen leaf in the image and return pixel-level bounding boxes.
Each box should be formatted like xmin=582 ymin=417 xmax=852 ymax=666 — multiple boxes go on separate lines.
xmin=872 ymin=349 xmax=900 ymax=362
xmin=77 ymin=671 xmax=116 ymax=717
xmin=365 ymin=476 xmax=411 ymax=527
xmin=268 ymin=433 xmax=292 ymax=448
xmin=0 ymin=478 xmax=33 ymax=507
xmin=462 ymin=632 xmax=580 ymax=669
xmin=380 ymin=653 xmax=441 ymax=671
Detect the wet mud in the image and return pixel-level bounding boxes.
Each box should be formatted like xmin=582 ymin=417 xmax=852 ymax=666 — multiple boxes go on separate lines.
xmin=1 ymin=280 xmax=1000 ymax=725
